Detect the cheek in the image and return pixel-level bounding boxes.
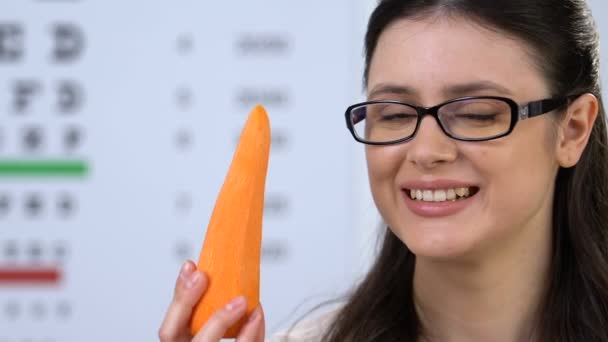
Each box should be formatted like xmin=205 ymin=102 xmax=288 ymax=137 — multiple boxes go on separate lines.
xmin=476 ymin=117 xmax=556 ymax=182
xmin=365 ymin=146 xmax=404 ymax=216
xmin=469 ymin=125 xmax=558 ymax=227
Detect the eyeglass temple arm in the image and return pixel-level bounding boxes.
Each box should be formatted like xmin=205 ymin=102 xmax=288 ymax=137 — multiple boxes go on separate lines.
xmin=518 ymin=98 xmax=568 ymax=120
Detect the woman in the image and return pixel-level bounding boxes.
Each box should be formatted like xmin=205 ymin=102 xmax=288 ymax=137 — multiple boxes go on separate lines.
xmin=159 ymin=0 xmax=608 ymax=341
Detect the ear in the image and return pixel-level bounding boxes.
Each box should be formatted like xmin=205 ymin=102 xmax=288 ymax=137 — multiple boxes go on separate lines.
xmin=555 ymin=93 xmax=599 ymax=168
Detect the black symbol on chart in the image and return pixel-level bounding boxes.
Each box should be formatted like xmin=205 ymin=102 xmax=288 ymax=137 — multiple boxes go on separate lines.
xmin=236 ymin=34 xmax=290 ymax=56
xmin=236 ymin=88 xmax=289 ymax=108
xmin=53 ymin=241 xmax=68 ymax=262
xmin=27 ymin=241 xmax=43 ymax=263
xmin=51 ymin=23 xmax=85 ymax=63
xmin=22 ymin=127 xmax=44 ymax=153
xmin=264 ymin=194 xmax=290 ymax=216
xmin=0 ymin=23 xmax=24 ymax=62
xmin=4 ymin=301 xmax=20 ymax=320
xmin=30 ymin=302 xmax=46 ymax=320
xmin=175 ymin=241 xmax=192 ymax=260
xmin=175 ymin=87 xmax=193 ymax=109
xmin=57 ymin=194 xmax=76 ymax=217
xmin=175 ymin=193 xmax=192 ymax=213
xmin=176 ymin=34 xmax=193 ymax=55
xmin=12 ymin=80 xmax=41 ymax=114
xmin=272 ymin=130 xmax=290 ymax=150
xmin=25 ymin=194 xmax=43 ymax=217
xmin=63 ymin=127 xmax=83 ymax=152
xmin=57 ymin=80 xmax=84 ymax=113
xmin=3 ymin=241 xmax=18 ymax=261
xmin=175 ymin=130 xmax=193 ymax=150
xmin=56 ymin=301 xmax=71 ymax=319
xmin=261 ymin=241 xmax=289 ymax=262
xmin=0 ymin=194 xmax=10 ymax=217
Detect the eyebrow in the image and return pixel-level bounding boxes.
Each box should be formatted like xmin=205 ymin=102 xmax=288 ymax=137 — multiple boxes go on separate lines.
xmin=368 ymin=80 xmax=513 ymax=100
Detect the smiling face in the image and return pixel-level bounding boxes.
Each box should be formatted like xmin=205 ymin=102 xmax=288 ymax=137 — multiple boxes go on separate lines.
xmin=366 ymin=16 xmax=561 ymax=261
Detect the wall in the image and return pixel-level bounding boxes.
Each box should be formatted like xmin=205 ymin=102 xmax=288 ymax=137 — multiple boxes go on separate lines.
xmin=0 ymin=1 xmax=605 ymax=341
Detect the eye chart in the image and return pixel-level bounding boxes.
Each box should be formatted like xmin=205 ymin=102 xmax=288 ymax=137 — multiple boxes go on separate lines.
xmin=0 ymin=1 xmax=368 ymax=341
xmin=2 ymin=1 xmax=607 ymax=341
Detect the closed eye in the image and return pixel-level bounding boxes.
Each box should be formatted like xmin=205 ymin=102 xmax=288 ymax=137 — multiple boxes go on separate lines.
xmin=379 ymin=113 xmax=417 ymax=122
xmin=454 ymin=113 xmax=499 ymax=121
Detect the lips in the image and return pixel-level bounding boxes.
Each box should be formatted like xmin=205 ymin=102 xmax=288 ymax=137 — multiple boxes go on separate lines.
xmin=400 ymin=180 xmax=480 ymax=217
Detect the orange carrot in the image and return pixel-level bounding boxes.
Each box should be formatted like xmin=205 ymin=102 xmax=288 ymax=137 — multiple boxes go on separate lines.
xmin=189 ymin=105 xmax=271 ymax=338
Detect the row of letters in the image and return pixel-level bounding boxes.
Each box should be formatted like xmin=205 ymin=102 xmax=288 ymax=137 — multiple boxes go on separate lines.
xmin=2 ymin=240 xmax=68 ymax=263
xmin=0 ymin=300 xmax=72 ymax=320
xmin=0 ymin=193 xmax=77 ymax=218
xmin=0 ymin=126 xmax=84 ymax=153
xmin=0 ymin=23 xmax=291 ymax=63
xmin=6 ymin=80 xmax=84 ymax=114
xmin=0 ymin=23 xmax=84 ymax=63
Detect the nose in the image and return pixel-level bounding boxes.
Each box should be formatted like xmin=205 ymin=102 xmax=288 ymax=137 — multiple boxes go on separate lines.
xmin=405 ymin=115 xmax=458 ymax=170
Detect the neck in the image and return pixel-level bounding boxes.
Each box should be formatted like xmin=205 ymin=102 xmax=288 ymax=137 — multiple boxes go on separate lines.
xmin=413 ymin=227 xmax=552 ymax=342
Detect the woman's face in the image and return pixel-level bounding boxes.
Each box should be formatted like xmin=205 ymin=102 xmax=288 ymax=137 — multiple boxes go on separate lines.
xmin=366 ymin=16 xmax=560 ymax=260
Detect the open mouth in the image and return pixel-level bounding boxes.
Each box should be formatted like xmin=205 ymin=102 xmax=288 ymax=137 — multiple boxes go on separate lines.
xmin=405 ymin=186 xmax=480 ymax=203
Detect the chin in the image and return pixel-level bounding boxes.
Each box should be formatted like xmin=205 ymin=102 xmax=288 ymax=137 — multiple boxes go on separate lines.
xmin=393 ymin=225 xmax=480 ymax=261
xmin=408 ymin=243 xmax=470 ymax=260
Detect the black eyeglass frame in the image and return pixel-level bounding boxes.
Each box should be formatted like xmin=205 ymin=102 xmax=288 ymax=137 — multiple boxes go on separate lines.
xmin=345 ymin=96 xmax=571 ymax=145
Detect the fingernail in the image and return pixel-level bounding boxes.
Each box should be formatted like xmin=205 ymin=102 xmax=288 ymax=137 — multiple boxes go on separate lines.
xmin=179 ymin=261 xmax=194 ymax=280
xmin=185 ymin=271 xmax=201 ymax=289
xmin=226 ymin=296 xmax=246 ymax=311
xmin=248 ymin=308 xmax=260 ymax=322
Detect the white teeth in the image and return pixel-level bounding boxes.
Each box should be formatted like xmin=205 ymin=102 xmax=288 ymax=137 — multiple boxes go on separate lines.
xmin=433 ymin=190 xmax=447 ymax=202
xmin=455 ymin=187 xmax=467 ymax=197
xmin=408 ymin=187 xmax=474 ymax=202
xmin=447 ymin=189 xmax=456 ymax=201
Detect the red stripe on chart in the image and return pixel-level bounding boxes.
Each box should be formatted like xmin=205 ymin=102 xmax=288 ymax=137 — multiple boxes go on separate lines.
xmin=0 ymin=267 xmax=62 ymax=285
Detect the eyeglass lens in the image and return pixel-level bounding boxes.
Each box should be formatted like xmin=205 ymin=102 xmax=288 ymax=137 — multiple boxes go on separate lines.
xmin=351 ymin=98 xmax=513 ymax=143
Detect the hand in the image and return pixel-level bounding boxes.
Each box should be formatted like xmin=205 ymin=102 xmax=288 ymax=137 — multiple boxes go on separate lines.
xmin=159 ymin=260 xmax=266 ymax=341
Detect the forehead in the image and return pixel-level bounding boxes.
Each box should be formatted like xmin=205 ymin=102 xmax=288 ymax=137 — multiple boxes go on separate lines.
xmin=367 ymin=16 xmax=550 ymax=102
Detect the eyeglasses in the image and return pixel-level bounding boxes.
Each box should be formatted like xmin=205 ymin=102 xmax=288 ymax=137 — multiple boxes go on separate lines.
xmin=345 ymin=96 xmax=569 ymax=145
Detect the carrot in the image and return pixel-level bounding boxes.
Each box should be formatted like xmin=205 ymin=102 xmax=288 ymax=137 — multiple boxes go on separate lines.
xmin=189 ymin=105 xmax=271 ymax=338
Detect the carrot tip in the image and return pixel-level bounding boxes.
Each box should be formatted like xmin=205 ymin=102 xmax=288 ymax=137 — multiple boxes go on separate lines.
xmin=251 ymin=105 xmax=269 ymax=125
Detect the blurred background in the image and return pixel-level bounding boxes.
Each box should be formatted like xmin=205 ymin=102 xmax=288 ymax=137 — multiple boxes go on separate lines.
xmin=0 ymin=1 xmax=606 ymax=341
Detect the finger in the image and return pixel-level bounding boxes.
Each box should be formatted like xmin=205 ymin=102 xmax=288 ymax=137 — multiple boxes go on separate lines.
xmin=235 ymin=306 xmax=265 ymax=342
xmin=256 ymin=307 xmax=266 ymax=341
xmin=159 ymin=261 xmax=208 ymax=341
xmin=192 ymin=296 xmax=248 ymax=342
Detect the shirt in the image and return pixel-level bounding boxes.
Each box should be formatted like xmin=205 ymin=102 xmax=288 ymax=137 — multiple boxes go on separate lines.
xmin=267 ymin=307 xmax=340 ymax=342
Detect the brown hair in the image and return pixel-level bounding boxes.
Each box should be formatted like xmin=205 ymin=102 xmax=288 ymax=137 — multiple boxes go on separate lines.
xmin=318 ymin=0 xmax=608 ymax=341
